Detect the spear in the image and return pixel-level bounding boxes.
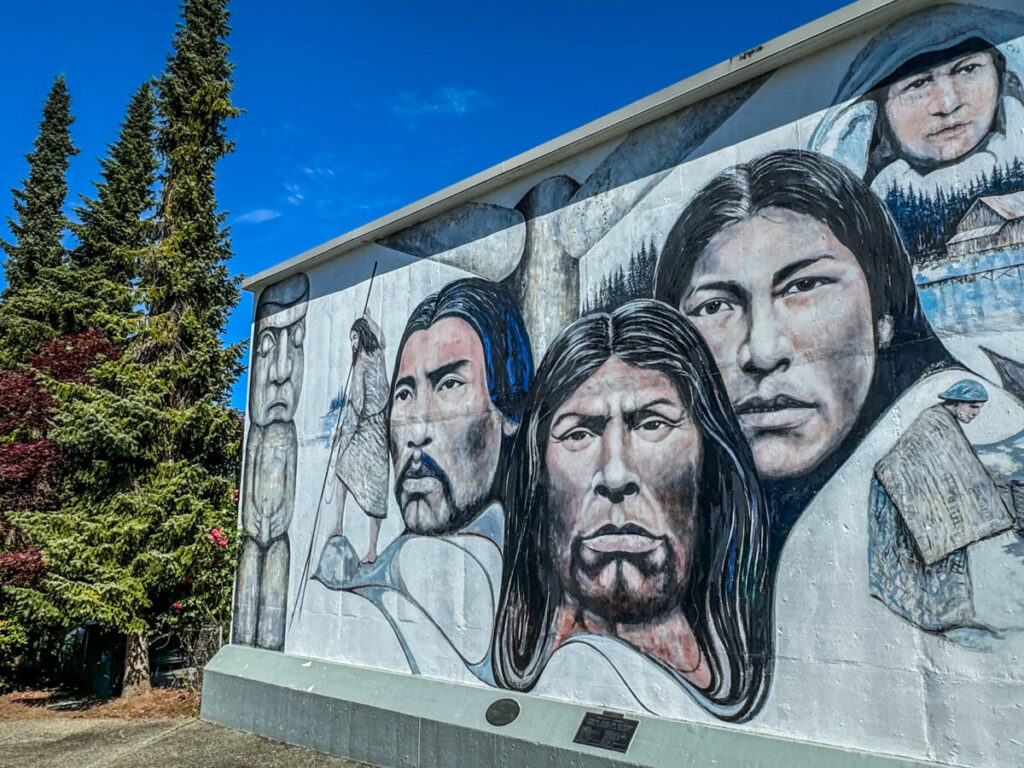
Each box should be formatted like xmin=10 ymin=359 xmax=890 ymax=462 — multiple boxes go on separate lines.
xmin=292 ymin=261 xmax=378 ymax=625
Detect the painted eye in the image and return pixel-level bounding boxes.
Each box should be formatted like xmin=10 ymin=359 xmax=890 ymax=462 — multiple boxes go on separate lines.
xmin=903 ymin=75 xmax=932 ymax=91
xmin=394 ymin=388 xmax=413 ymax=403
xmin=781 ymin=277 xmax=830 ymax=296
xmin=438 ymin=377 xmax=463 ymax=392
xmin=693 ymin=299 xmax=733 ymax=317
xmin=553 ymin=427 xmax=596 ymax=451
xmin=635 ymin=417 xmax=679 ymax=442
xmin=258 ymin=332 xmax=276 ymax=357
xmin=955 ymin=62 xmax=982 ymax=75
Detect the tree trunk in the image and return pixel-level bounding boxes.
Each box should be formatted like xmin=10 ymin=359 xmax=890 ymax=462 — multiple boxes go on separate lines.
xmin=121 ymin=630 xmax=151 ymax=698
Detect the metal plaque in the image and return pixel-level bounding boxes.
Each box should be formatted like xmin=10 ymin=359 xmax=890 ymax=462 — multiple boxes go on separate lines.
xmin=572 ymin=711 xmax=640 ymax=753
xmin=485 ymin=697 xmax=521 ymax=726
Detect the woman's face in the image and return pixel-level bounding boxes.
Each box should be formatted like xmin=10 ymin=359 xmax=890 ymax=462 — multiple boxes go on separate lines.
xmin=681 ymin=208 xmax=879 ymax=480
xmin=884 ymin=50 xmax=999 ymax=166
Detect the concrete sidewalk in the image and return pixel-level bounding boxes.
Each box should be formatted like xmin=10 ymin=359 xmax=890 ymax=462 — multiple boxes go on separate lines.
xmin=0 ymin=717 xmax=378 ymax=768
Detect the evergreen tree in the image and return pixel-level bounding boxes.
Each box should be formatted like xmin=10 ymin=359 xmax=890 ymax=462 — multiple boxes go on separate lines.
xmin=142 ymin=0 xmax=243 ymax=405
xmin=1 ymin=76 xmax=78 ymax=294
xmin=8 ymin=0 xmax=243 ymax=698
xmin=71 ymin=84 xmax=159 ymax=330
xmin=0 ymin=77 xmax=80 ymax=363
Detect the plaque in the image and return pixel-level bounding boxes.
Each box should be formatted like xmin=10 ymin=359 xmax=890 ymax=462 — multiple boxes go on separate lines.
xmin=572 ymin=711 xmax=639 ymax=753
xmin=485 ymin=697 xmax=521 ymax=726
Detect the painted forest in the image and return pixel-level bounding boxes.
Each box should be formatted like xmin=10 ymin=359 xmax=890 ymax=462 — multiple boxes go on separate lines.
xmin=884 ymin=160 xmax=1024 ymax=264
xmin=0 ymin=0 xmax=243 ymax=699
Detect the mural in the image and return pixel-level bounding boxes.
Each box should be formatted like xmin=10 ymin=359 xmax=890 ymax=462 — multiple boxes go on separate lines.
xmin=811 ymin=2 xmax=1024 ymax=345
xmin=231 ymin=2 xmax=1024 ymax=765
xmin=233 ymin=272 xmax=309 ymax=650
xmin=652 ymin=149 xmax=955 ymax=548
xmin=294 ymin=280 xmax=390 ymax=616
xmin=493 ymin=300 xmax=772 ymax=722
xmin=870 ymin=379 xmax=1019 ymax=645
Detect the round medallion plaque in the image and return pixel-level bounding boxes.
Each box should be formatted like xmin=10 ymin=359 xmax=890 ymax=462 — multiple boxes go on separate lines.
xmin=485 ymin=697 xmax=521 ymax=726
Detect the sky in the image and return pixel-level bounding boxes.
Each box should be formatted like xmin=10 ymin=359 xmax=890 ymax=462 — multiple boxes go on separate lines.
xmin=0 ymin=0 xmax=849 ymax=408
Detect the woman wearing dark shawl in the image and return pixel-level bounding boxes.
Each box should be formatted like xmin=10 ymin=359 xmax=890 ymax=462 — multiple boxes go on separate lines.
xmin=810 ymin=2 xmax=1024 ymax=196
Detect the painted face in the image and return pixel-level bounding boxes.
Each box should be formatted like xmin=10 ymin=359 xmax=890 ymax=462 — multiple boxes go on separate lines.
xmin=884 ymin=50 xmax=999 ymax=166
xmin=250 ymin=318 xmax=305 ymax=426
xmin=545 ymin=357 xmax=701 ymax=625
xmin=682 ymin=208 xmax=878 ymax=480
xmin=349 ymin=329 xmax=359 ymax=356
xmin=390 ymin=316 xmax=505 ymax=535
xmin=952 ymin=400 xmax=984 ymax=424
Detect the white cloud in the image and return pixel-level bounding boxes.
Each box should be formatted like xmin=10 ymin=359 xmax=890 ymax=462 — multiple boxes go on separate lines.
xmin=387 ymin=86 xmax=489 ymax=119
xmin=236 ymin=208 xmax=282 ymax=224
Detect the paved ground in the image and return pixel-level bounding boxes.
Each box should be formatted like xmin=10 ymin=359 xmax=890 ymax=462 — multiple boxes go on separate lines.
xmin=0 ymin=717 xmax=379 ymax=768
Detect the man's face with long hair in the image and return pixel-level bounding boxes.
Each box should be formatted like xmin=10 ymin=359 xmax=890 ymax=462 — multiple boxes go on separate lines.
xmin=681 ymin=208 xmax=877 ymax=479
xmin=390 ymin=317 xmax=506 ymax=535
xmin=545 ymin=356 xmax=701 ymax=625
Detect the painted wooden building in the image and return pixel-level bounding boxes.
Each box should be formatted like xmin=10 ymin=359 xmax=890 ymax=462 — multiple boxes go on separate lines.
xmin=947 ymin=190 xmax=1024 ymax=258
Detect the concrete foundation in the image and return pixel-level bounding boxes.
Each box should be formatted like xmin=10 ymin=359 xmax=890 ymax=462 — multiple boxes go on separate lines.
xmin=201 ymin=646 xmax=936 ymax=768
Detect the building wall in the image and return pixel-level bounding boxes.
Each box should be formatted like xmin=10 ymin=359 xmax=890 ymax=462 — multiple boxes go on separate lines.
xmin=231 ymin=2 xmax=1024 ymax=766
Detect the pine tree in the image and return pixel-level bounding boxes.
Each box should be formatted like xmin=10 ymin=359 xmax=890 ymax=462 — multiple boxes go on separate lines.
xmin=0 ymin=77 xmax=80 ymax=363
xmin=8 ymin=0 xmax=243 ymax=699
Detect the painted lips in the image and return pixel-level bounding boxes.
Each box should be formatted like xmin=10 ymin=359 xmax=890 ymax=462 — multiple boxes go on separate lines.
xmin=928 ymin=122 xmax=970 ymax=139
xmin=734 ymin=394 xmax=817 ymax=430
xmin=581 ymin=524 xmax=662 ymax=555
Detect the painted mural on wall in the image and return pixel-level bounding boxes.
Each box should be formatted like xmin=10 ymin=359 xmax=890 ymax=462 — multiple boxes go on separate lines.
xmin=233 ymin=272 xmax=308 ymax=651
xmin=231 ymin=2 xmax=1024 ymax=765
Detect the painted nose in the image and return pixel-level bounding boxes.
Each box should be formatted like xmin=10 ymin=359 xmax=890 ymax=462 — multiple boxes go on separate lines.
xmin=739 ymin=300 xmax=792 ymax=380
xmin=595 ymin=482 xmax=640 ymax=504
xmin=931 ymin=77 xmax=963 ymax=117
xmin=271 ymin=327 xmax=292 ymax=384
xmin=593 ymin=421 xmax=640 ymax=504
xmin=405 ymin=424 xmax=432 ymax=450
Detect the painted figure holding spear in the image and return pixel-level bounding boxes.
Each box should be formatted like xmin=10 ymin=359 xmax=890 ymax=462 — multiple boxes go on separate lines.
xmin=296 ymin=266 xmax=390 ymax=606
xmin=325 ymin=300 xmax=390 ymax=565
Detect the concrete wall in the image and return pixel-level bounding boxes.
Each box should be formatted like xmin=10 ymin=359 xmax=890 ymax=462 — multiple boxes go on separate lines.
xmin=225 ymin=2 xmax=1024 ymax=765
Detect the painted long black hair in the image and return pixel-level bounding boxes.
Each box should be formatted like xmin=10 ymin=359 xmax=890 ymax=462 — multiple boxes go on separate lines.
xmin=653 ymin=149 xmax=954 ymax=543
xmin=350 ymin=317 xmax=381 ymax=358
xmin=492 ymin=299 xmax=772 ymax=722
xmin=388 ymin=277 xmax=535 ymax=490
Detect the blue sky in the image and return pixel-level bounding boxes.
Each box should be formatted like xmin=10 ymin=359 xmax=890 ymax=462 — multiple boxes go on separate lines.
xmin=0 ymin=0 xmax=848 ymax=408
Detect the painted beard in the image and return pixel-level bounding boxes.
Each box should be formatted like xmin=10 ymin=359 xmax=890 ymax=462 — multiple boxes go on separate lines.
xmin=396 ymin=453 xmax=489 ymax=536
xmin=566 ymin=524 xmax=681 ymax=625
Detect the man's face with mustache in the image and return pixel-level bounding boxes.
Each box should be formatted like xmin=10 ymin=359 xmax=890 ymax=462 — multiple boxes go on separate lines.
xmin=390 ymin=317 xmax=506 ymax=535
xmin=681 ymin=208 xmax=880 ymax=479
xmin=250 ymin=317 xmax=305 ymax=426
xmin=884 ymin=50 xmax=998 ymax=166
xmin=545 ymin=357 xmax=701 ymax=625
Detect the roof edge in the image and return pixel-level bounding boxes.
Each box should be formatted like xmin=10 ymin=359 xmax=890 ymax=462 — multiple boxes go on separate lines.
xmin=244 ymin=0 xmax=934 ymax=292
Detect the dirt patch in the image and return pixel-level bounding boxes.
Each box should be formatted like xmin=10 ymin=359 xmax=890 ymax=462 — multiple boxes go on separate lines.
xmin=0 ymin=687 xmax=198 ymax=720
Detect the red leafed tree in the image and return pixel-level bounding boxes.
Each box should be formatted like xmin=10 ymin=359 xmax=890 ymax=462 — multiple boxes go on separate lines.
xmin=27 ymin=330 xmax=120 ymax=385
xmin=0 ymin=332 xmax=113 ymax=570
